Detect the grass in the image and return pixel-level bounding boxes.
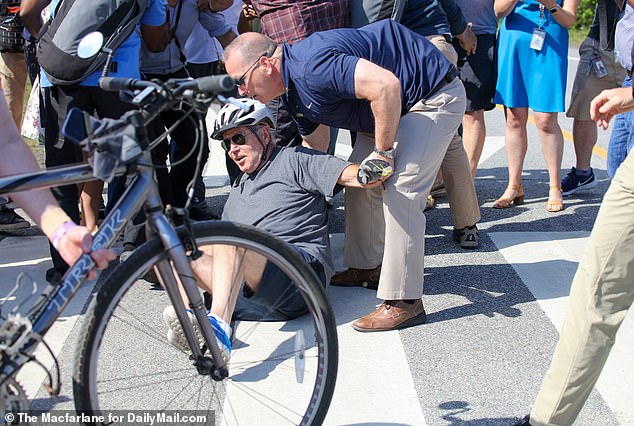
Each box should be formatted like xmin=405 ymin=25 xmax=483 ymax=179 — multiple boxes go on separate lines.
xmin=568 ymin=27 xmax=588 ymax=48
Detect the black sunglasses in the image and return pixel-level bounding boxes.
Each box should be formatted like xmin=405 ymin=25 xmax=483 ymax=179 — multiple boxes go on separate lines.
xmin=234 ymin=55 xmax=265 ymax=88
xmin=234 ymin=47 xmax=276 ymax=87
xmin=221 ymin=133 xmax=248 ymax=152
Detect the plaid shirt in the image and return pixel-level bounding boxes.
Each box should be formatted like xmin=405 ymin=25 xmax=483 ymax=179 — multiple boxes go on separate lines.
xmin=250 ymin=0 xmax=349 ymax=44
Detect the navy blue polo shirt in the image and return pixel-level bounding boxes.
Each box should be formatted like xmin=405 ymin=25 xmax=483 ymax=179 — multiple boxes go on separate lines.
xmin=280 ymin=19 xmax=452 ymax=135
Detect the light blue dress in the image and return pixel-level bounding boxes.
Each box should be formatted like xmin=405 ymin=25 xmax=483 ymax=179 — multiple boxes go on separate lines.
xmin=494 ymin=0 xmax=568 ymax=112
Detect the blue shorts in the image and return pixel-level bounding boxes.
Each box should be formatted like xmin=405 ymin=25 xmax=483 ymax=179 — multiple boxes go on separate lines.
xmin=233 ymin=246 xmax=326 ymax=321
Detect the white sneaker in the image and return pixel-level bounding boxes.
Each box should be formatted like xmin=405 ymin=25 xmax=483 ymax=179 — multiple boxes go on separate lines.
xmin=162 ymin=306 xmax=232 ymax=362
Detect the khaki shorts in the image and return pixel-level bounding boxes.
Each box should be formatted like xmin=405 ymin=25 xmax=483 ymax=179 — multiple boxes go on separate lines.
xmin=566 ymin=36 xmax=627 ymax=120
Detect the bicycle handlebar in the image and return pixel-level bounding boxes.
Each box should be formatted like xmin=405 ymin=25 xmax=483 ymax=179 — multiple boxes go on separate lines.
xmin=98 ymin=75 xmax=234 ymax=95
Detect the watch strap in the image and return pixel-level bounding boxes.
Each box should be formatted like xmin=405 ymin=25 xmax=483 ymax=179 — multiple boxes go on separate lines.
xmin=373 ymin=147 xmax=395 ymax=159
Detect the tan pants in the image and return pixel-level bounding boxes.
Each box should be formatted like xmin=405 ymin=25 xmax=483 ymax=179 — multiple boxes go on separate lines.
xmin=530 ymin=150 xmax=634 ymax=425
xmin=344 ymin=79 xmax=466 ymax=300
xmin=0 ymin=52 xmax=27 ymax=128
xmin=425 ymin=34 xmax=480 ymax=229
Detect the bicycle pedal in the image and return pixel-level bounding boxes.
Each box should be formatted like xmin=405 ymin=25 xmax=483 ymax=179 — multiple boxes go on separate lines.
xmin=0 ymin=314 xmax=33 ymax=355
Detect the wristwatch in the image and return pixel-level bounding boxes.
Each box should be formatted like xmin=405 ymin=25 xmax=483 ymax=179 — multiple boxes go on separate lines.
xmin=373 ymin=147 xmax=396 ymax=159
xmin=549 ymin=5 xmax=558 ymax=13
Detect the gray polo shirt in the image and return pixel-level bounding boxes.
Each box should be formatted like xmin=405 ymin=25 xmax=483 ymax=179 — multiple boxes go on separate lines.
xmin=222 ymin=146 xmax=350 ymax=281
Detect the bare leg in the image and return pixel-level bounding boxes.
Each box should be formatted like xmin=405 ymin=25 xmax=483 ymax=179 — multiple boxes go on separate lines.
xmin=534 ymin=111 xmax=564 ymax=210
xmin=462 ymin=109 xmax=487 ymax=179
xmin=571 ymin=119 xmax=597 ymax=171
xmin=498 ymin=107 xmax=528 ymax=201
xmin=190 ymin=245 xmax=267 ymax=324
xmin=79 ymin=180 xmax=103 ymax=232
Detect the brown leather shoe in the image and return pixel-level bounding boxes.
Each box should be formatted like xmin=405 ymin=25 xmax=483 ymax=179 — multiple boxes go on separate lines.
xmin=352 ymin=299 xmax=426 ymax=332
xmin=330 ymin=265 xmax=381 ymax=290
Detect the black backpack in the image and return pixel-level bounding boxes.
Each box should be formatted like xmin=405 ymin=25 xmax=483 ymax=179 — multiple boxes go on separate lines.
xmin=37 ymin=0 xmax=148 ymax=86
xmin=0 ymin=1 xmax=24 ymax=53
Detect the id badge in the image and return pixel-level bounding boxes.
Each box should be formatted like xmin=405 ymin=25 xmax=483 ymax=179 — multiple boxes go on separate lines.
xmin=530 ymin=28 xmax=546 ymax=51
xmin=593 ymin=57 xmax=608 ymax=78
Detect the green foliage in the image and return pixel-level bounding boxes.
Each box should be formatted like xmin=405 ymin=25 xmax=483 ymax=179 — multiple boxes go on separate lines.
xmin=573 ymin=0 xmax=597 ymax=31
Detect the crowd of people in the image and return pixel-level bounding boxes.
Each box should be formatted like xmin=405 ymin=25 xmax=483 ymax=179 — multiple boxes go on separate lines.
xmin=0 ymin=0 xmax=633 ymax=424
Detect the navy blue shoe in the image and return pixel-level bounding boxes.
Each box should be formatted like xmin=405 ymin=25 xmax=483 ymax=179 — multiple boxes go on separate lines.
xmin=561 ymin=167 xmax=597 ymax=195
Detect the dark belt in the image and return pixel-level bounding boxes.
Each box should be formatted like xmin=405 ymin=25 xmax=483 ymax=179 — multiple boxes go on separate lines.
xmin=426 ymin=66 xmax=459 ymax=99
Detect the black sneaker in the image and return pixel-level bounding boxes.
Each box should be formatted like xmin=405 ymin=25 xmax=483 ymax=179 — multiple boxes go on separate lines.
xmin=514 ymin=414 xmax=531 ymax=425
xmin=452 ymin=224 xmax=479 ymax=249
xmin=0 ymin=208 xmax=30 ymax=232
xmin=561 ymin=167 xmax=598 ymax=196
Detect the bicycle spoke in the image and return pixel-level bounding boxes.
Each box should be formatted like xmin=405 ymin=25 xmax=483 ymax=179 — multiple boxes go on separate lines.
xmin=75 ymin=223 xmax=337 ymax=425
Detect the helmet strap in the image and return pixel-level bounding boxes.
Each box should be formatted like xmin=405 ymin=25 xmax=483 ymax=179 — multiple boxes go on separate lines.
xmin=247 ymin=125 xmax=272 ymax=176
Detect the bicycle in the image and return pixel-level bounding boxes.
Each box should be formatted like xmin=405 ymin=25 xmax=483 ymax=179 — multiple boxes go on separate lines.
xmin=0 ymin=74 xmax=338 ymax=425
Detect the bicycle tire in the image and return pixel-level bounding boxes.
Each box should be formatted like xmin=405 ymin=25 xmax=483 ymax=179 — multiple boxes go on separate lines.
xmin=73 ymin=221 xmax=338 ymax=425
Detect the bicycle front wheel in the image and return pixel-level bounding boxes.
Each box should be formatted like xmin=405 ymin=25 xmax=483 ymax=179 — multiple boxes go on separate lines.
xmin=73 ymin=221 xmax=338 ymax=425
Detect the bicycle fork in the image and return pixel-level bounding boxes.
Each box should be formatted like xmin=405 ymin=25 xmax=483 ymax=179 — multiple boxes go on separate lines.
xmin=146 ymin=209 xmax=229 ymax=380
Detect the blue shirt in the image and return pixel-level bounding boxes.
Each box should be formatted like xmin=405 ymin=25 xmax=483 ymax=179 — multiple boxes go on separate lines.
xmin=140 ymin=0 xmax=231 ymax=75
xmin=41 ymin=0 xmax=166 ymax=88
xmin=280 ymin=19 xmax=452 ymax=135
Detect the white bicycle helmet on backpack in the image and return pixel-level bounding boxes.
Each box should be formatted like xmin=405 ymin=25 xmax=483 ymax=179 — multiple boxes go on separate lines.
xmin=211 ymin=98 xmax=275 ymax=140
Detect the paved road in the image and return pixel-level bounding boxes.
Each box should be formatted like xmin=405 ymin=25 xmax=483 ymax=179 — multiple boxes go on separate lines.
xmin=1 ymin=48 xmax=632 ymax=425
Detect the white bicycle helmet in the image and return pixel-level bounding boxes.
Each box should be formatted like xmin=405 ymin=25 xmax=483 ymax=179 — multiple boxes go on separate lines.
xmin=211 ymin=98 xmax=274 ymax=140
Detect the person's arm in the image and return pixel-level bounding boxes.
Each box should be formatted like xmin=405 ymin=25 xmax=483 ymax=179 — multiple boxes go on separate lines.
xmin=200 ymin=9 xmax=235 ymax=46
xmin=238 ymin=1 xmax=257 ymax=33
xmin=217 ymin=29 xmax=237 ymax=48
xmin=590 ymin=87 xmax=634 ymax=129
xmin=438 ymin=0 xmax=476 ymax=54
xmin=302 ymin=124 xmax=331 ymax=153
xmin=19 ymin=0 xmax=50 ymax=37
xmin=337 ymin=164 xmax=383 ymax=188
xmin=0 ymin=92 xmax=116 ymax=274
xmin=494 ymin=0 xmax=519 ymax=19
xmin=536 ymin=0 xmax=580 ymax=29
xmin=139 ymin=0 xmax=171 ymax=52
xmin=438 ymin=0 xmax=468 ymax=35
xmin=454 ymin=23 xmax=477 ymax=55
xmin=141 ymin=23 xmax=171 ymax=52
xmin=353 ymin=58 xmax=401 ymax=170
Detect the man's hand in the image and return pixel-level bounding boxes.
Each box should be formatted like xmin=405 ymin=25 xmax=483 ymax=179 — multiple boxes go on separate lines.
xmin=357 ymin=157 xmax=393 ymax=184
xmin=455 ymin=23 xmax=477 ymax=55
xmin=590 ymin=87 xmax=634 ymax=129
xmin=242 ymin=1 xmax=258 ymax=20
xmin=363 ymin=152 xmax=394 ymax=183
xmin=58 ymin=226 xmax=117 ymax=280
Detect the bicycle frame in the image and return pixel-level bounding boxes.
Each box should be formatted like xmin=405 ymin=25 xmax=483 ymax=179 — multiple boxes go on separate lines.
xmin=0 ymin=154 xmax=228 ymax=388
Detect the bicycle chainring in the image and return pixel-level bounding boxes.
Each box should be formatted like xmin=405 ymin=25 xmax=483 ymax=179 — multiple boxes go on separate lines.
xmin=0 ymin=376 xmax=28 ymax=422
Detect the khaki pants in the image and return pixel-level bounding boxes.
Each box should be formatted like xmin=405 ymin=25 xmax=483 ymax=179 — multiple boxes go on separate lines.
xmin=426 ymin=34 xmax=480 ymax=229
xmin=0 ymin=52 xmax=27 ymax=128
xmin=530 ymin=150 xmax=634 ymax=425
xmin=344 ymin=79 xmax=466 ymax=300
